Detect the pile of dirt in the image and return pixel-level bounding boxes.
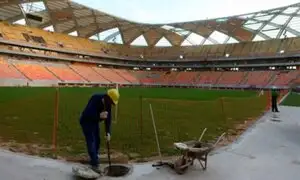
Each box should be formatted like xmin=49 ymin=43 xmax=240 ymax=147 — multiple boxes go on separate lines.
xmin=218 ymin=116 xmax=259 ymax=147
xmin=0 ymin=140 xmax=52 ymax=156
xmin=65 ymin=150 xmax=129 ymax=164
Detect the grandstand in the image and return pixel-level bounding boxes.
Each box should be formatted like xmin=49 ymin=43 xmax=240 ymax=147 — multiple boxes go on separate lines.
xmin=0 ymin=1 xmax=299 ymax=89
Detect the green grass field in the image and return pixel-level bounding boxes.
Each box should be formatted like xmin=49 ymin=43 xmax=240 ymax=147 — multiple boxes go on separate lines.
xmin=0 ymin=87 xmax=267 ymax=161
xmin=281 ymin=92 xmax=300 ymax=107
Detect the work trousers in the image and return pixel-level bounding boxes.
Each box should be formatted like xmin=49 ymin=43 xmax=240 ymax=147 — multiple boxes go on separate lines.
xmin=80 ymin=119 xmax=100 ymax=167
xmin=271 ymin=96 xmax=279 ymax=112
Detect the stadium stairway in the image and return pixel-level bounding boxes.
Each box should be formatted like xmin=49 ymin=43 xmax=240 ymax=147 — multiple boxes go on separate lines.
xmin=137 ymin=71 xmax=162 ymax=84
xmin=46 ymin=65 xmax=86 ymax=83
xmin=217 ymin=71 xmax=245 ymax=86
xmin=213 ymin=71 xmax=224 ymax=85
xmin=44 ymin=67 xmax=62 ymax=81
xmin=92 ymin=67 xmax=129 ymax=84
xmin=14 ymin=63 xmax=58 ymax=81
xmin=0 ymin=60 xmax=27 ymax=80
xmin=265 ymin=71 xmax=277 ymax=86
xmin=271 ymin=70 xmax=300 ymax=86
xmin=291 ymin=74 xmax=300 ymax=86
xmin=130 ymin=71 xmax=151 ymax=84
xmin=114 ymin=69 xmax=139 ymax=84
xmin=196 ymin=71 xmax=223 ymax=85
xmin=245 ymin=71 xmax=274 ymax=87
xmin=69 ymin=64 xmax=110 ymax=83
xmin=155 ymin=71 xmax=179 ymax=84
xmin=239 ymin=71 xmax=250 ymax=85
xmin=167 ymin=72 xmax=179 ymax=84
xmin=175 ymin=72 xmax=199 ymax=84
xmin=68 ymin=65 xmax=90 ymax=82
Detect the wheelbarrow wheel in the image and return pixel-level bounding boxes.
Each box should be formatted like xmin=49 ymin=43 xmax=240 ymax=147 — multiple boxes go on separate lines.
xmin=174 ymin=157 xmax=189 ymax=175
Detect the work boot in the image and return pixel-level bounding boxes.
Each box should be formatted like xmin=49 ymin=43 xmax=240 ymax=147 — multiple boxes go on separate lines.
xmin=90 ymin=165 xmax=103 ymax=175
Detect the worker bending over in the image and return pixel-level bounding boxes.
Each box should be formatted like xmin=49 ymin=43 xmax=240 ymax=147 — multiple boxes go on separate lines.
xmin=79 ymin=88 xmax=120 ymax=173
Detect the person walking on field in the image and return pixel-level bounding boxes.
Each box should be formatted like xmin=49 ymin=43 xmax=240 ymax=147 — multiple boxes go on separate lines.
xmin=271 ymin=88 xmax=279 ymax=113
xmin=79 ymin=88 xmax=120 ymax=173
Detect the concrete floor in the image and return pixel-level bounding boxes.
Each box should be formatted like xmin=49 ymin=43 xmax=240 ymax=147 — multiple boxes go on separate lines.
xmin=1 ymin=105 xmax=300 ymax=180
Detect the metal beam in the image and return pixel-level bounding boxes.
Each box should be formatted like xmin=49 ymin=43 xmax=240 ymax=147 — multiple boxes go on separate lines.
xmin=281 ymin=13 xmax=300 ymax=17
xmin=42 ymin=0 xmax=58 ymax=32
xmin=223 ymin=36 xmax=231 ymax=44
xmin=102 ymin=25 xmax=145 ymax=44
xmin=17 ymin=4 xmax=30 ymax=26
xmin=248 ymin=10 xmax=280 ymax=40
xmin=243 ymin=26 xmax=271 ymax=39
xmin=84 ymin=22 xmax=122 ymax=38
xmin=0 ymin=0 xmax=42 ymax=7
xmin=207 ymin=36 xmax=219 ymax=44
xmin=91 ymin=10 xmax=100 ymax=36
xmin=103 ymin=31 xmax=120 ymax=41
xmin=124 ymin=31 xmax=143 ymax=45
xmin=277 ymin=7 xmax=300 ymax=38
xmin=66 ymin=1 xmax=80 ymax=37
xmin=250 ymin=18 xmax=300 ymax=36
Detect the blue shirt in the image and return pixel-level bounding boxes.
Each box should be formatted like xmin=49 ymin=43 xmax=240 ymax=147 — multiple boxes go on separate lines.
xmin=80 ymin=93 xmax=111 ymax=135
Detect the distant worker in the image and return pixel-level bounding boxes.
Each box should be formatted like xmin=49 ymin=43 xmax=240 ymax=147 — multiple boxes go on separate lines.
xmin=271 ymin=88 xmax=279 ymax=113
xmin=79 ymin=88 xmax=120 ymax=173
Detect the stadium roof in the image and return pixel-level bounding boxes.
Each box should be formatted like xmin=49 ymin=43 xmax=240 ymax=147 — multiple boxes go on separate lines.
xmin=1 ymin=0 xmax=300 ymax=47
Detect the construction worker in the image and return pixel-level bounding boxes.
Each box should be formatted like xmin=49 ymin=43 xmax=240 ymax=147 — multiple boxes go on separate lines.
xmin=271 ymin=88 xmax=279 ymax=113
xmin=79 ymin=88 xmax=120 ymax=173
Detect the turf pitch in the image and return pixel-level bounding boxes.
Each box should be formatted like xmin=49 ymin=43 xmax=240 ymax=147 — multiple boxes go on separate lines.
xmin=0 ymin=87 xmax=267 ymax=160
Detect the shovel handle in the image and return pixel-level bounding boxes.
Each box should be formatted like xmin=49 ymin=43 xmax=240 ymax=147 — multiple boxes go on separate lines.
xmin=106 ymin=141 xmax=112 ymax=168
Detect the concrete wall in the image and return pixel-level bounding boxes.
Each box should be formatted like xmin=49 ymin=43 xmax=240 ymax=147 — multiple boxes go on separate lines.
xmin=0 ymin=79 xmax=28 ymax=87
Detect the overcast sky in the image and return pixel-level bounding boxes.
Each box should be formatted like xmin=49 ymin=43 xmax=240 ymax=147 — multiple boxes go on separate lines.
xmin=72 ymin=0 xmax=299 ymax=23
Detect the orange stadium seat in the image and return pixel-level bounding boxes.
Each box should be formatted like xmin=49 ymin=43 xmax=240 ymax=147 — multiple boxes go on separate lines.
xmin=135 ymin=71 xmax=163 ymax=84
xmin=155 ymin=71 xmax=179 ymax=84
xmin=196 ymin=71 xmax=223 ymax=84
xmin=0 ymin=63 xmax=26 ymax=79
xmin=47 ymin=65 xmax=85 ymax=82
xmin=271 ymin=71 xmax=300 ymax=86
xmin=217 ymin=71 xmax=246 ymax=85
xmin=114 ymin=69 xmax=139 ymax=83
xmin=14 ymin=63 xmax=58 ymax=81
xmin=69 ymin=64 xmax=110 ymax=83
xmin=92 ymin=67 xmax=128 ymax=84
xmin=175 ymin=72 xmax=199 ymax=84
xmin=293 ymin=76 xmax=300 ymax=85
xmin=244 ymin=71 xmax=274 ymax=86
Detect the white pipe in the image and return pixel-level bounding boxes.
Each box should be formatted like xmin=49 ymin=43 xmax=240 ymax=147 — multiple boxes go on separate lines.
xmin=149 ymin=104 xmax=162 ymax=162
xmin=115 ymin=84 xmax=119 ymax=122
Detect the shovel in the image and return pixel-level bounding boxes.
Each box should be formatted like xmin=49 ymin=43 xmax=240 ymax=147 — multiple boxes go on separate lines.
xmin=106 ymin=140 xmax=112 ymax=173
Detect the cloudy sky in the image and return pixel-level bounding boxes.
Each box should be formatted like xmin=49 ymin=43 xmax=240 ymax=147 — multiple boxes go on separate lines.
xmin=72 ymin=0 xmax=299 ymax=23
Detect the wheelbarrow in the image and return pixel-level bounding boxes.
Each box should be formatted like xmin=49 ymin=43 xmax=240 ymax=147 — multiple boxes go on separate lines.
xmin=152 ymin=128 xmax=226 ymax=175
xmin=172 ymin=128 xmax=226 ymax=174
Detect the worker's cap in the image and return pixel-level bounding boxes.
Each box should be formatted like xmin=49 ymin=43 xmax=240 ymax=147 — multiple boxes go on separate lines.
xmin=107 ymin=88 xmax=120 ymax=105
